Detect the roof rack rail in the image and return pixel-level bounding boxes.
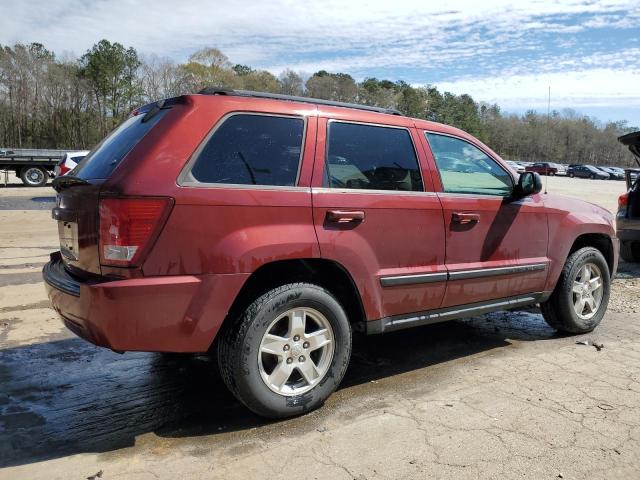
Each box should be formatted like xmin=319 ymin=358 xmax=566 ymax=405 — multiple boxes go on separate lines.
xmin=198 ymin=87 xmax=403 ymax=116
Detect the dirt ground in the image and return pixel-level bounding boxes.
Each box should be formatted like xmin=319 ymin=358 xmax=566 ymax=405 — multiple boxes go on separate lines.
xmin=1 ymin=175 xmax=639 ymax=480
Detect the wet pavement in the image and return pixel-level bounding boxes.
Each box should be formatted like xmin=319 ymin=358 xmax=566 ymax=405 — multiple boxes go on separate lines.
xmin=1 ymin=312 xmax=552 ymax=468
xmin=0 ymin=195 xmax=55 ymax=211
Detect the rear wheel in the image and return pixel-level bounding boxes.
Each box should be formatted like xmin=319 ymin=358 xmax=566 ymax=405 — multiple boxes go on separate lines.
xmin=569 ymin=172 xmax=574 ymax=178
xmin=218 ymin=282 xmax=352 ymax=418
xmin=549 ymin=171 xmax=555 ymax=176
xmin=589 ymin=174 xmax=595 ymax=179
xmin=20 ymin=166 xmax=49 ymax=187
xmin=541 ymin=247 xmax=610 ymax=333
xmin=621 ymin=241 xmax=640 ymax=263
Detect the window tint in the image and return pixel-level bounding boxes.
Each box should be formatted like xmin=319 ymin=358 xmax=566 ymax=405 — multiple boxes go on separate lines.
xmin=325 ymin=122 xmax=422 ymax=191
xmin=190 ymin=114 xmax=304 ymax=186
xmin=426 ymin=133 xmax=512 ymax=196
xmin=74 ymin=110 xmax=168 ymax=179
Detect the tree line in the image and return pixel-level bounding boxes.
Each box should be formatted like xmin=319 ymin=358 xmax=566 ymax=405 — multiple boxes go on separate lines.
xmin=0 ymin=40 xmax=637 ymax=166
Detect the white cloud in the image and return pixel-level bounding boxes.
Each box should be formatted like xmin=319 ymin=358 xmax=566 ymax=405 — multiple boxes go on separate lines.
xmin=1 ymin=0 xmax=638 ymax=64
xmin=434 ymin=68 xmax=640 ymax=111
xmin=1 ymin=0 xmax=639 ymax=122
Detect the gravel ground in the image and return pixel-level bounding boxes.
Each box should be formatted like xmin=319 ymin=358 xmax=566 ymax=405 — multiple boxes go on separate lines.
xmin=0 ymin=176 xmax=638 ymax=480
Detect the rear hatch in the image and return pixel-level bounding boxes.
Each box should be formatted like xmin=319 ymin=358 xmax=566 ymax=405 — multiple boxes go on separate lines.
xmin=618 ymin=131 xmax=640 ymax=220
xmin=52 ymin=101 xmax=172 ymax=277
xmin=619 ymin=131 xmax=640 ymax=166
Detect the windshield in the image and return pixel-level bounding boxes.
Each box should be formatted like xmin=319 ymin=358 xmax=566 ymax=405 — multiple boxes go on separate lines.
xmin=72 ymin=110 xmax=168 ymax=179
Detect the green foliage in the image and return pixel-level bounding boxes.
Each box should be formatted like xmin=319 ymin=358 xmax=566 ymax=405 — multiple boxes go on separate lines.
xmin=0 ymin=42 xmax=636 ymax=166
xmin=232 ymin=64 xmax=254 ymax=76
xmin=81 ymin=39 xmax=141 ymax=133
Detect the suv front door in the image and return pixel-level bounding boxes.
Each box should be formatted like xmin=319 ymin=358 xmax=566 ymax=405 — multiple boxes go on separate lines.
xmin=311 ymin=117 xmax=446 ymax=323
xmin=421 ymin=132 xmax=549 ymax=308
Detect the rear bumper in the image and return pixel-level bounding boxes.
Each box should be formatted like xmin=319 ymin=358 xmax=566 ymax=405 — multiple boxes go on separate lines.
xmin=617 ymin=218 xmax=640 ymax=242
xmin=618 ymin=229 xmax=640 ymax=242
xmin=43 ymin=252 xmax=249 ymax=352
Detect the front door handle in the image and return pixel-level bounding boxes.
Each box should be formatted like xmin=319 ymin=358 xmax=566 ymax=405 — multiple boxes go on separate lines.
xmin=326 ymin=210 xmax=365 ymax=224
xmin=452 ymin=212 xmax=480 ymax=224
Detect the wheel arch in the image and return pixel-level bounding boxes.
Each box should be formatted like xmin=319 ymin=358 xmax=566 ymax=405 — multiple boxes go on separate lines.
xmin=568 ymin=233 xmax=614 ymax=276
xmin=212 ymin=258 xmax=367 ymax=350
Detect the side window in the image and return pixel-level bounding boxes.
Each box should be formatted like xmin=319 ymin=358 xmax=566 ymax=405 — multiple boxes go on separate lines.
xmin=425 ymin=133 xmax=513 ymax=196
xmin=189 ymin=114 xmax=304 ymax=186
xmin=325 ymin=122 xmax=423 ymax=192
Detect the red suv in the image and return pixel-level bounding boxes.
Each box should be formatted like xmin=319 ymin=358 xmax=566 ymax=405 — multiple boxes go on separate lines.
xmin=44 ymin=89 xmax=618 ymax=418
xmin=525 ymin=162 xmax=564 ymax=176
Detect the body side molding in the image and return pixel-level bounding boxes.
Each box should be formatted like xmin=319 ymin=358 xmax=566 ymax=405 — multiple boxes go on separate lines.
xmin=379 ymin=262 xmax=547 ymax=287
xmin=366 ymin=291 xmax=552 ymax=334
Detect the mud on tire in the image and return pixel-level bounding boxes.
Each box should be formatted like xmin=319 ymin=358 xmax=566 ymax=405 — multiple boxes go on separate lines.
xmin=217 ymin=282 xmax=352 ymax=418
xmin=540 ymin=247 xmax=610 ymax=334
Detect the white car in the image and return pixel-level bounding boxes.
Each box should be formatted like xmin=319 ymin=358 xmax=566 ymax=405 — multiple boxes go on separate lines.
xmin=506 ymin=160 xmax=525 ymax=174
xmin=54 ymin=150 xmax=90 ymax=176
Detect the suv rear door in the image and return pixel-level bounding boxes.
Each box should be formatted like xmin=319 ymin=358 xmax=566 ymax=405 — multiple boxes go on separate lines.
xmin=53 ymin=105 xmax=171 ymax=277
xmin=311 ymin=114 xmax=446 ymax=323
xmin=420 ymin=131 xmax=549 ymax=308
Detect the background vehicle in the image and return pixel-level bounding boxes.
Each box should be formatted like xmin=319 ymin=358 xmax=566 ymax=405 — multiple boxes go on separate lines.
xmin=44 ymin=90 xmax=618 ymax=418
xmin=526 ymin=162 xmax=565 ymax=176
xmin=567 ymin=164 xmax=609 ymax=179
xmin=598 ymin=166 xmax=625 ymax=180
xmin=0 ymin=148 xmax=65 ymax=186
xmin=506 ymin=160 xmax=525 ymax=173
xmin=617 ymin=132 xmax=640 ymax=262
xmin=54 ymin=151 xmax=90 ymax=177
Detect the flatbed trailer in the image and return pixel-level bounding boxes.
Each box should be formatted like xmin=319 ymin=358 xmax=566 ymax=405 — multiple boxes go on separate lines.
xmin=0 ymin=148 xmax=67 ymax=186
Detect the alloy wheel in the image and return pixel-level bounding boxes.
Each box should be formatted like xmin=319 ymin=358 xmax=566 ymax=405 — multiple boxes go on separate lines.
xmin=258 ymin=307 xmax=335 ymax=396
xmin=571 ymin=263 xmax=604 ymax=320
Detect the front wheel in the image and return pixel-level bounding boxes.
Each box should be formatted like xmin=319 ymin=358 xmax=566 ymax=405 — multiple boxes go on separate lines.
xmin=568 ymin=172 xmax=574 ymax=178
xmin=549 ymin=171 xmax=555 ymax=176
xmin=218 ymin=283 xmax=352 ymax=418
xmin=20 ymin=166 xmax=49 ymax=187
xmin=541 ymin=247 xmax=610 ymax=333
xmin=590 ymin=174 xmax=595 ymax=179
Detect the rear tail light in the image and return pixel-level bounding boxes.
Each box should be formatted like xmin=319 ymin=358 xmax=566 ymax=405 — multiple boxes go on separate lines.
xmin=99 ymin=197 xmax=173 ymax=267
xmin=618 ymin=193 xmax=629 ymax=208
xmin=58 ymin=163 xmax=71 ymax=176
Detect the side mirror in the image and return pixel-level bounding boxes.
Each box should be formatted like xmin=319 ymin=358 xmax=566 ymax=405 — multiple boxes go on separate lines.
xmin=514 ymin=171 xmax=542 ymax=197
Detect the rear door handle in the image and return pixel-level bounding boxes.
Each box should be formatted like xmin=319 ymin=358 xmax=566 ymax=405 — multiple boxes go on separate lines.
xmin=326 ymin=210 xmax=365 ymax=223
xmin=452 ymin=212 xmax=480 ymax=224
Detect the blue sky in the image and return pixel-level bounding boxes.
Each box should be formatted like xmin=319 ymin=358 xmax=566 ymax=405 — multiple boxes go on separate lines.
xmin=2 ymin=0 xmax=639 ymax=126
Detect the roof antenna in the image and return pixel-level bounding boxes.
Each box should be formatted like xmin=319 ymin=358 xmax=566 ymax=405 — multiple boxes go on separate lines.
xmin=544 ymin=85 xmax=551 ymax=194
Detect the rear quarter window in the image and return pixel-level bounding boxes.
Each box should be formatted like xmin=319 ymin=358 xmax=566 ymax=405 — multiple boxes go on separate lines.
xmin=73 ymin=110 xmax=168 ymax=179
xmin=185 ymin=114 xmax=305 ymax=187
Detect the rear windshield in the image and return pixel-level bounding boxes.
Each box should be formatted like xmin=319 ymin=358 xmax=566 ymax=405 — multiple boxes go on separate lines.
xmin=73 ymin=110 xmax=167 ymax=179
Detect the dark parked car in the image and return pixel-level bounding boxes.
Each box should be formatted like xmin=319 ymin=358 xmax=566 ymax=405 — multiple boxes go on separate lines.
xmin=617 ymin=132 xmax=640 ymax=262
xmin=525 ymin=162 xmax=565 ymax=176
xmin=595 ymin=166 xmax=624 ymax=180
xmin=567 ymin=165 xmax=609 ymax=179
xmin=44 ymin=89 xmax=618 ymax=418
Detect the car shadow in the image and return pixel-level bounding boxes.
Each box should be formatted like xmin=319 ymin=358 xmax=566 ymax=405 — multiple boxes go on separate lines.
xmin=0 ymin=309 xmax=557 ymax=468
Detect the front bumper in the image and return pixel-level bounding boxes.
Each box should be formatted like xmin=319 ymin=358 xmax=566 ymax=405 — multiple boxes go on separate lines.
xmin=43 ymin=252 xmax=249 ymax=352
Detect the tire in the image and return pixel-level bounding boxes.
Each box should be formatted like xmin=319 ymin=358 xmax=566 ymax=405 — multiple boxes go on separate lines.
xmin=620 ymin=241 xmax=640 ymax=263
xmin=589 ymin=174 xmax=595 ymax=180
xmin=20 ymin=166 xmax=49 ymax=187
xmin=541 ymin=247 xmax=610 ymax=334
xmin=549 ymin=171 xmax=555 ymax=176
xmin=569 ymin=172 xmax=574 ymax=178
xmin=217 ymin=282 xmax=352 ymax=418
